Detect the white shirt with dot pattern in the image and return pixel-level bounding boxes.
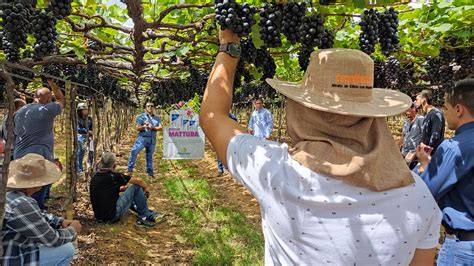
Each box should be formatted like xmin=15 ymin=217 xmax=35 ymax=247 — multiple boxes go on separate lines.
xmin=227 ymin=134 xmax=442 ymax=266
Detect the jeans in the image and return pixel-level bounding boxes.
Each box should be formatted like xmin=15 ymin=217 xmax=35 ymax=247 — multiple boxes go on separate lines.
xmin=31 ymin=184 xmax=52 ymax=210
xmin=77 ymin=135 xmax=94 ymax=173
xmin=39 ymin=242 xmax=75 ymax=266
xmin=217 ymin=160 xmax=224 ymax=173
xmin=127 ymin=135 xmax=156 ymax=176
xmin=112 ymin=185 xmax=155 ymax=222
xmin=437 ymin=236 xmax=474 ymax=266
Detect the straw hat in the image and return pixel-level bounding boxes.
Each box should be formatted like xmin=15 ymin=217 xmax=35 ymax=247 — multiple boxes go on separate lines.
xmin=266 ymin=48 xmax=412 ymax=117
xmin=8 ymin=153 xmax=61 ymax=189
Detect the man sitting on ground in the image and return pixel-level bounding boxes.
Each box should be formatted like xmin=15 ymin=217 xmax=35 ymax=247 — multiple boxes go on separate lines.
xmin=1 ymin=153 xmax=81 ymax=265
xmin=90 ymin=152 xmax=165 ymax=228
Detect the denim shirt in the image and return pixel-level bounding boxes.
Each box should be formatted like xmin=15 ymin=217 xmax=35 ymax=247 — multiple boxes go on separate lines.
xmin=77 ymin=116 xmax=93 ymax=135
xmin=248 ymin=108 xmax=273 ymax=139
xmin=136 ymin=112 xmax=161 ymax=140
xmin=421 ymin=121 xmax=474 ymax=231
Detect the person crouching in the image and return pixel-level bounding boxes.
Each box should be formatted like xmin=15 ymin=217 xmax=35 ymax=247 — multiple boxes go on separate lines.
xmin=1 ymin=154 xmax=81 ymax=265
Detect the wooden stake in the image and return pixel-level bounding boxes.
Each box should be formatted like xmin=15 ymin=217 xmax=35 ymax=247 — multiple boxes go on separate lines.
xmin=277 ymin=99 xmax=285 ymax=143
xmin=64 ymin=81 xmax=73 ymax=219
xmin=70 ymin=84 xmax=78 ymax=202
xmin=90 ymin=96 xmax=99 ymax=178
xmin=0 ymin=67 xmax=17 ymax=256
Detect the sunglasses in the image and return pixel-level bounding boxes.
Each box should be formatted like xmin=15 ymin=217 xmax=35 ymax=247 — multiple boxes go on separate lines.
xmin=146 ymin=105 xmax=154 ymax=107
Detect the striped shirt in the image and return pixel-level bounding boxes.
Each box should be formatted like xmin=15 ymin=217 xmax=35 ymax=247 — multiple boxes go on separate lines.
xmin=1 ymin=190 xmax=76 ymax=265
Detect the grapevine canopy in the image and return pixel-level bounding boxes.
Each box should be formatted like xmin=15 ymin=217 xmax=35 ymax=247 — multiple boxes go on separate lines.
xmin=0 ymin=0 xmax=472 ymax=105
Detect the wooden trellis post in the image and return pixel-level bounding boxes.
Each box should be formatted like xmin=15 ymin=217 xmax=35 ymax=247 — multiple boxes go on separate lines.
xmin=98 ymin=99 xmax=106 ymax=154
xmin=123 ymin=105 xmax=132 ymax=139
xmin=118 ymin=105 xmax=126 ymax=140
xmin=124 ymin=106 xmax=130 ymax=138
xmin=64 ymin=81 xmax=71 ymax=218
xmin=111 ymin=103 xmax=120 ymax=150
xmin=64 ymin=82 xmax=78 ymax=219
xmin=90 ymin=96 xmax=100 ymax=177
xmin=58 ymin=113 xmax=65 ymax=134
xmin=102 ymin=100 xmax=109 ymax=151
xmin=277 ymin=99 xmax=285 ymax=143
xmin=114 ymin=104 xmax=121 ymax=146
xmin=123 ymin=105 xmax=130 ymax=138
xmin=100 ymin=101 xmax=107 ymax=152
xmin=0 ymin=67 xmax=17 ymax=256
xmin=105 ymin=99 xmax=113 ymax=151
xmin=71 ymin=85 xmax=78 ymax=193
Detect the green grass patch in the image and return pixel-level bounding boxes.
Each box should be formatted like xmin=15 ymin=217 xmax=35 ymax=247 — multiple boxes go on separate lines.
xmin=189 ymin=207 xmax=263 ymax=265
xmin=162 ymin=161 xmax=264 ymax=265
xmin=164 ymin=177 xmax=212 ymax=203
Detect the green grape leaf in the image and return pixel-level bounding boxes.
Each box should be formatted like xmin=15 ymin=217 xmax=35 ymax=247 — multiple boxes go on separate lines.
xmin=432 ymin=23 xmax=453 ymax=32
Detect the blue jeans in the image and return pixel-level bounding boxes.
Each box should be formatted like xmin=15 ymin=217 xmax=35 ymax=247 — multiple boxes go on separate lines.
xmin=217 ymin=160 xmax=224 ymax=173
xmin=437 ymin=236 xmax=474 ymax=265
xmin=39 ymin=242 xmax=75 ymax=266
xmin=112 ymin=185 xmax=155 ymax=222
xmin=77 ymin=135 xmax=94 ymax=173
xmin=31 ymin=184 xmax=52 ymax=210
xmin=127 ymin=136 xmax=156 ymax=176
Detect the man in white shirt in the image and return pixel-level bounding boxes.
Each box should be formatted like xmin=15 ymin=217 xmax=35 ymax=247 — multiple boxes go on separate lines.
xmin=200 ymin=29 xmax=442 ymax=265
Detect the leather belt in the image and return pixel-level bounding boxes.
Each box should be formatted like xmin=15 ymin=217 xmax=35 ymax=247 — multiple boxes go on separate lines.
xmin=445 ymin=226 xmax=474 ymax=241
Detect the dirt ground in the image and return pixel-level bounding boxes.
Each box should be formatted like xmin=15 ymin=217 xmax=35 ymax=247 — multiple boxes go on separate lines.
xmin=57 ymin=131 xmax=261 ymax=264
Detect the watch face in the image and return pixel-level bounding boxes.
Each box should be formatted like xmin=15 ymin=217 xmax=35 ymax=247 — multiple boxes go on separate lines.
xmin=228 ymin=43 xmax=241 ymax=57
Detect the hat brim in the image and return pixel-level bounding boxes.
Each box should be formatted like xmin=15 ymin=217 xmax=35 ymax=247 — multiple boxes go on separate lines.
xmin=266 ymin=78 xmax=412 ymax=117
xmin=7 ymin=160 xmax=61 ymax=189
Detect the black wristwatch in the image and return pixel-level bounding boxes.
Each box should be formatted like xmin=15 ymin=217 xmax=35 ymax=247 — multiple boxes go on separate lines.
xmin=218 ymin=42 xmax=241 ymax=58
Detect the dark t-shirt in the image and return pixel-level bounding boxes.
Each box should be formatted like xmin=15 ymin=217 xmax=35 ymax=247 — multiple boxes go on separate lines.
xmin=421 ymin=107 xmax=445 ymax=154
xmin=89 ymin=171 xmax=131 ymax=221
xmin=13 ymin=102 xmax=62 ymax=161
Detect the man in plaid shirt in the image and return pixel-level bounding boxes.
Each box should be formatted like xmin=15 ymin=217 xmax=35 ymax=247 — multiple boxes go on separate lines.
xmin=1 ymin=154 xmax=81 ymax=265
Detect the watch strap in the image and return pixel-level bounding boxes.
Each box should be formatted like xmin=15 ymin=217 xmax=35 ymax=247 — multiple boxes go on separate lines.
xmin=218 ymin=42 xmax=240 ymax=58
xmin=218 ymin=43 xmax=229 ymax=53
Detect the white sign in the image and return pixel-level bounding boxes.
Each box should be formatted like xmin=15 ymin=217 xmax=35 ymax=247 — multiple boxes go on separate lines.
xmin=163 ymin=109 xmax=205 ymax=159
